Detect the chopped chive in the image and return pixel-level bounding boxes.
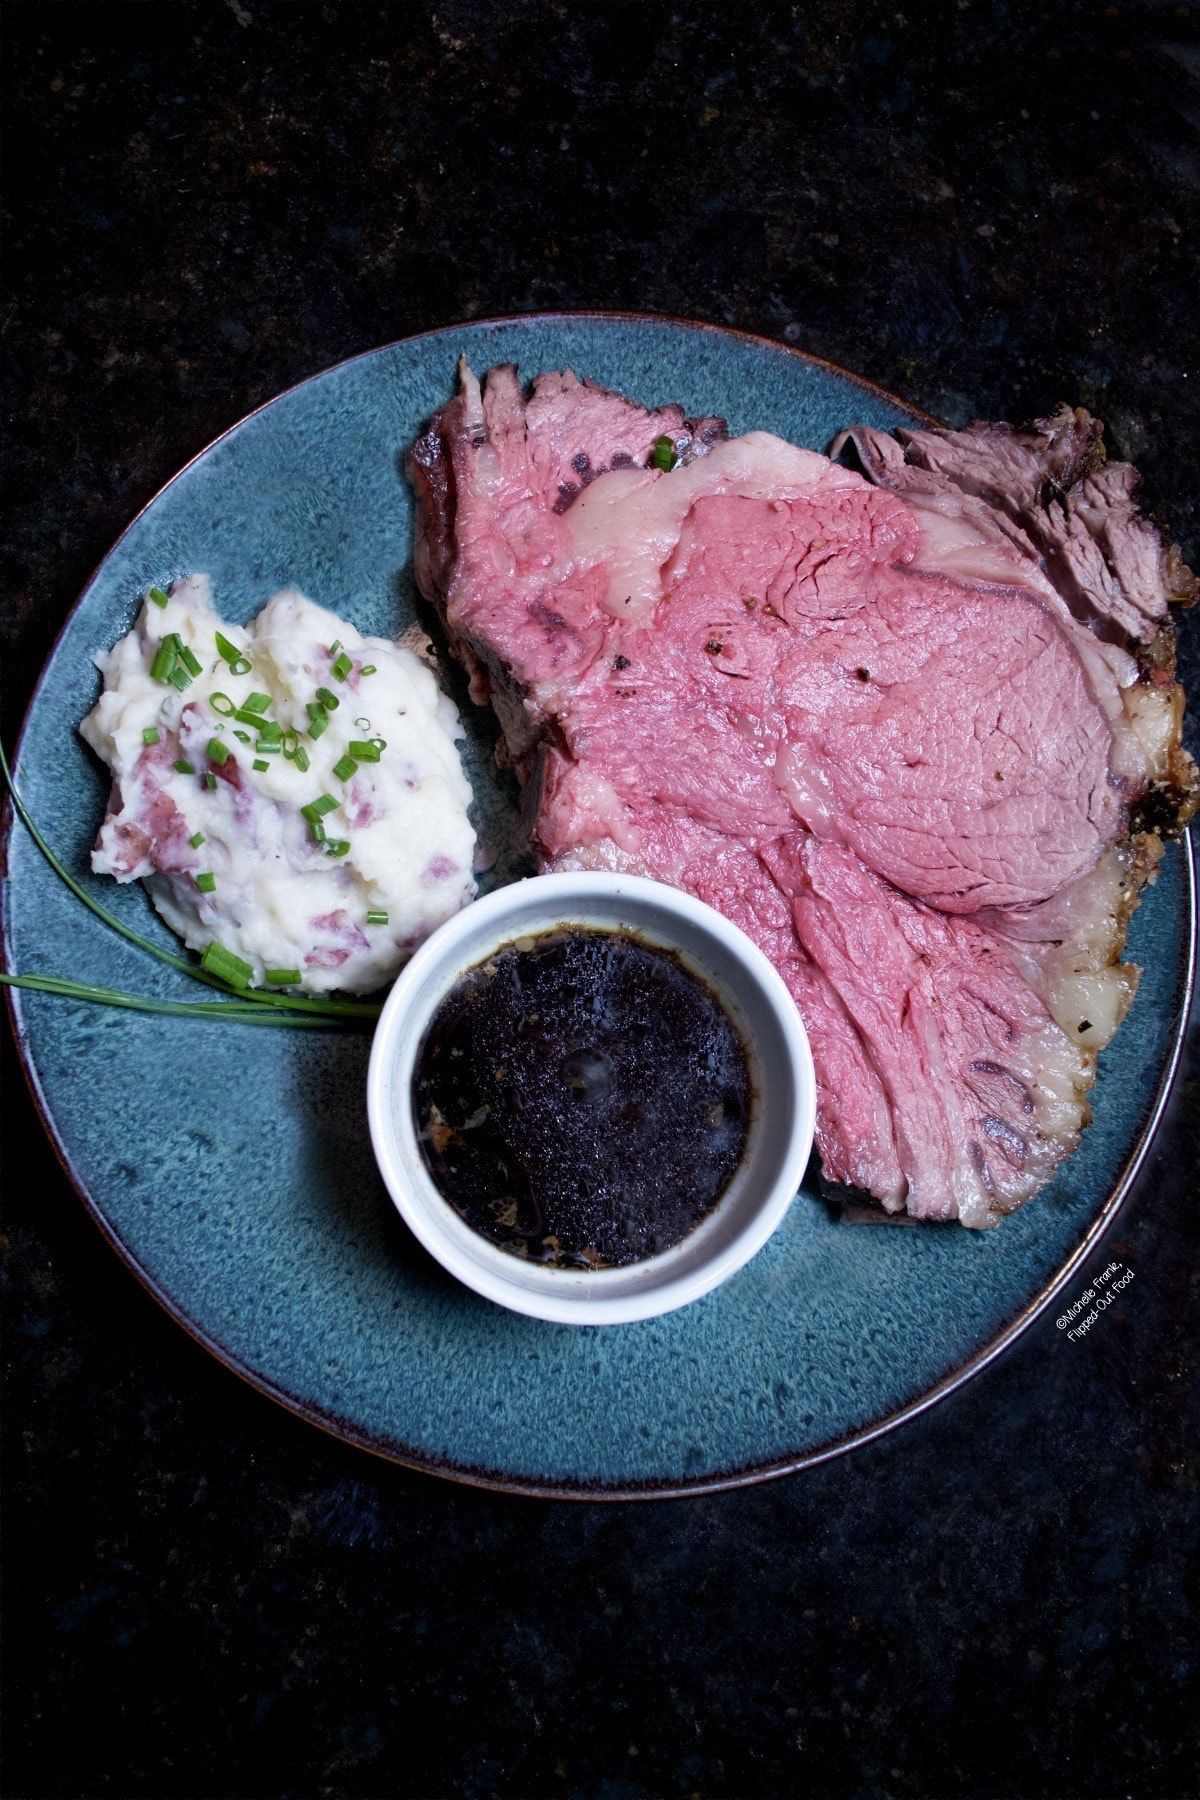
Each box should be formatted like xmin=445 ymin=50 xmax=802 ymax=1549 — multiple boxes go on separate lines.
xmin=200 ymin=941 xmax=254 ymax=988
xmin=196 ymin=871 xmax=216 ymax=893
xmin=252 ymin=758 xmax=269 ymax=772
xmin=331 ymin=754 xmax=357 ymax=781
xmin=369 ymin=737 xmax=387 ymax=752
xmin=354 ymin=716 xmax=372 ymax=730
xmin=306 ymin=703 xmax=329 ymax=740
xmin=254 ymin=741 xmax=281 ymax=755
xmin=300 ymin=795 xmax=338 ymax=824
xmin=255 ymin=718 xmax=283 ymax=745
xmin=207 ymin=738 xmax=229 ymax=766
xmin=168 ymin=666 xmax=192 ymax=692
xmin=293 ymin=746 xmax=310 ymax=773
xmin=314 ymin=686 xmax=339 ymax=711
xmin=148 ymin=585 xmax=170 ymax=609
xmin=301 ymin=796 xmax=338 ymax=843
xmin=173 ymin=758 xmax=195 ymax=775
xmin=204 ymin=772 xmax=218 ymax=790
xmin=265 ymin=968 xmax=302 ymax=986
xmin=329 ymin=640 xmax=341 ymax=655
xmin=366 ymin=909 xmax=388 ymax=926
xmin=243 ymin=691 xmax=271 ymax=714
xmin=330 ymin=651 xmax=353 ymax=682
xmin=360 ymin=664 xmax=377 ymax=676
xmin=651 ymin=434 xmax=679 ymax=472
xmin=234 ymin=706 xmax=266 ymax=727
xmin=323 ymin=839 xmax=351 ymax=857
xmin=214 ymin=631 xmax=252 ymax=675
xmin=150 ymin=641 xmax=177 ymax=683
xmin=142 ymin=726 xmax=161 ymax=746
xmin=178 ymin=642 xmax=203 ymax=678
xmin=347 ymin=740 xmax=380 ymax=762
xmin=189 ymin=831 xmax=205 ymax=848
xmin=209 ymin=692 xmax=236 ymax=716
xmin=233 ymin=729 xmax=251 ymax=744
xmin=280 ymin=728 xmax=300 ymax=759
xmin=0 ymin=735 xmax=386 ymax=1023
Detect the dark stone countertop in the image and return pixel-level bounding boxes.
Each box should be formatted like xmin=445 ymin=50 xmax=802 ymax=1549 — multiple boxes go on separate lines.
xmin=2 ymin=4 xmax=1198 ymax=1795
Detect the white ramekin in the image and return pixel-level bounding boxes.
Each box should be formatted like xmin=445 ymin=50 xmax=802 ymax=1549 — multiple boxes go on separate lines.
xmin=366 ymin=872 xmax=816 ymax=1325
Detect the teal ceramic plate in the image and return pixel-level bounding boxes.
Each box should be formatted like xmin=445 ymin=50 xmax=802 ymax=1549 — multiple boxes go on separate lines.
xmin=5 ymin=315 xmax=1195 ymax=1497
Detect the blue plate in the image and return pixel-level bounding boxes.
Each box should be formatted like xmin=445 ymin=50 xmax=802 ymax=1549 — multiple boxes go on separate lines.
xmin=4 ymin=315 xmax=1195 ymax=1496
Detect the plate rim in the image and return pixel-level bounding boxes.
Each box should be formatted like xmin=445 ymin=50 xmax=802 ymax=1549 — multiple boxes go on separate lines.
xmin=3 ymin=309 xmax=1195 ymax=1501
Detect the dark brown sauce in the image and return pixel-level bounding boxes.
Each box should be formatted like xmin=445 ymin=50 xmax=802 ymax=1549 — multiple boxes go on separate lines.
xmin=412 ymin=926 xmax=751 ymax=1269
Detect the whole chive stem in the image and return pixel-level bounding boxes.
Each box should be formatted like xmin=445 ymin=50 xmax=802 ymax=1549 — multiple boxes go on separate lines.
xmin=0 ymin=971 xmax=348 ymax=1028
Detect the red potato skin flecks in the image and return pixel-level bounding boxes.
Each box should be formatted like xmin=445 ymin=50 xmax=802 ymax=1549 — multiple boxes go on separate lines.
xmin=406 ymin=363 xmax=1197 ymax=1227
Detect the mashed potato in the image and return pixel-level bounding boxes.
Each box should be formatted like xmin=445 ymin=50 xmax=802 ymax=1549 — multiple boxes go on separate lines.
xmin=81 ymin=576 xmax=476 ymax=994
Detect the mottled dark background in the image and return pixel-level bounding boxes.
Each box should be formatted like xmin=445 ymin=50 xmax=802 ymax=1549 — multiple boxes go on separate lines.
xmin=2 ymin=3 xmax=1199 ymax=1796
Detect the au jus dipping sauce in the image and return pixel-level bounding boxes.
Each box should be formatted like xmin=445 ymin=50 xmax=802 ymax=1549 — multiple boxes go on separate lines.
xmin=412 ymin=927 xmax=751 ymax=1268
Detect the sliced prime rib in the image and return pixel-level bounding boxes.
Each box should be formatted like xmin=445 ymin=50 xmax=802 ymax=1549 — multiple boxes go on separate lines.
xmin=833 ymin=409 xmax=1199 ymax=653
xmin=406 ymin=362 xmax=1197 ymax=1226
